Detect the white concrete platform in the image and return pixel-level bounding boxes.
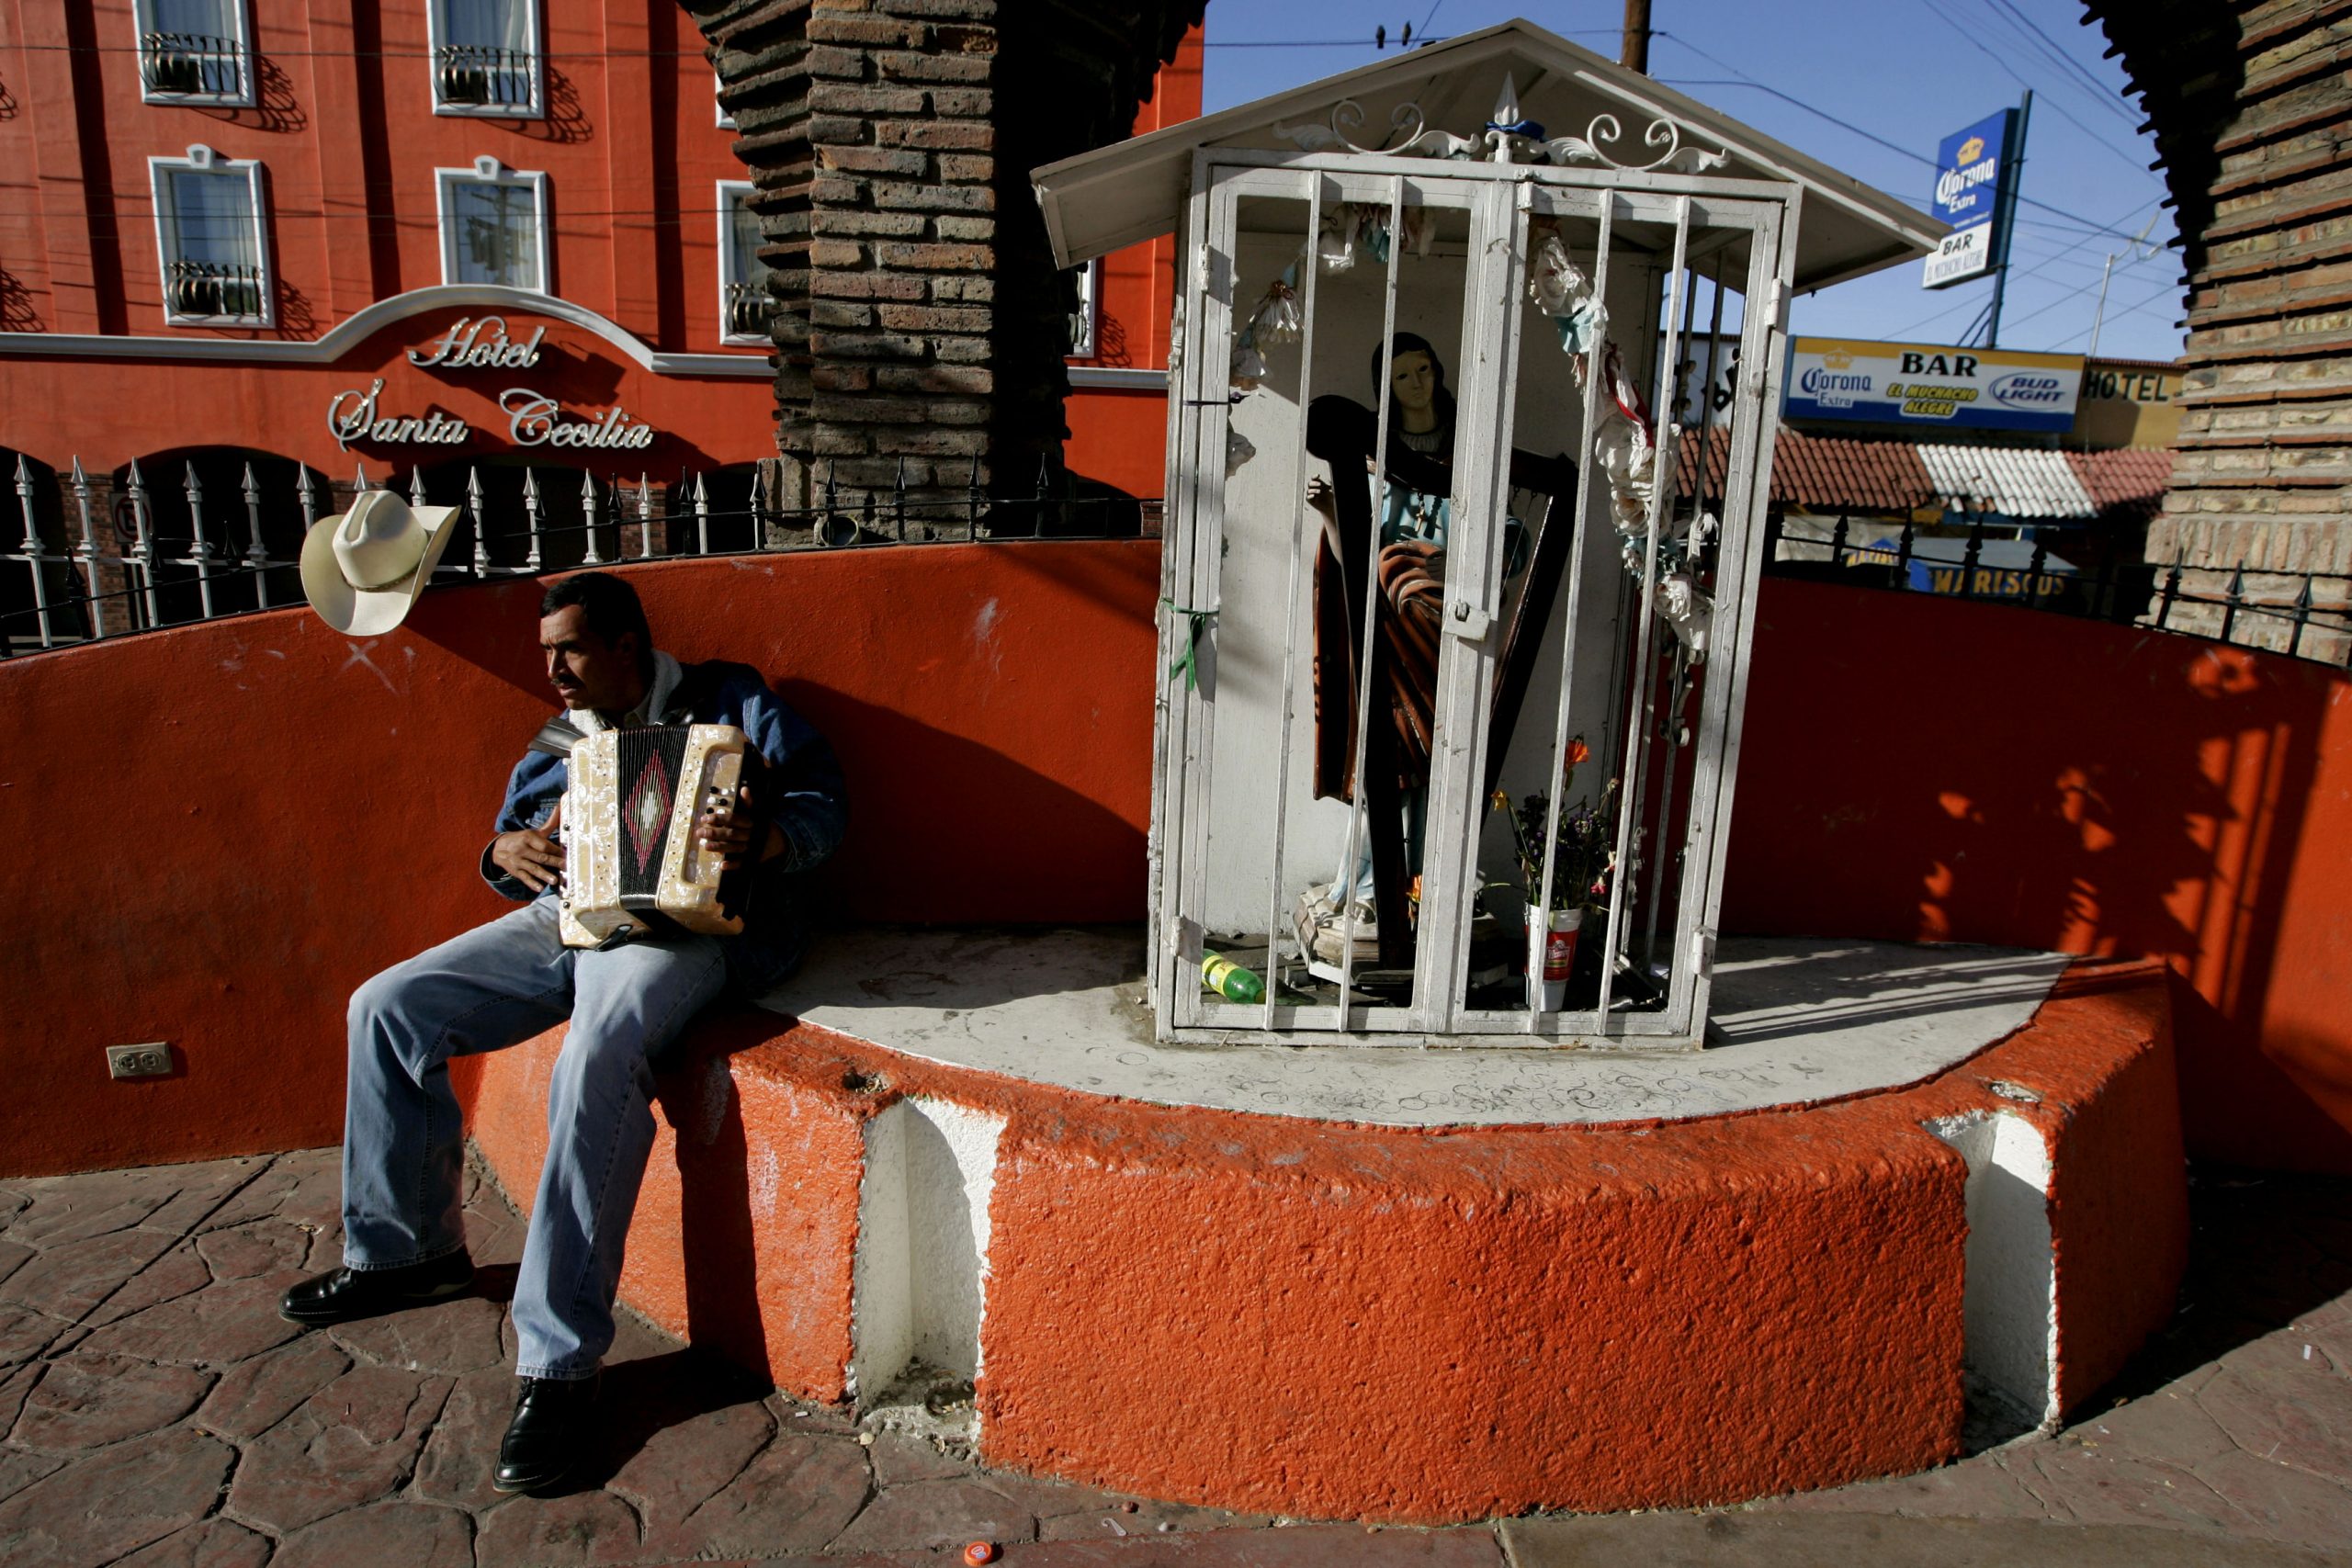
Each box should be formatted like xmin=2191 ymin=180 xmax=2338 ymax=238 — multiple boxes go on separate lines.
xmin=761 ymin=931 xmax=2073 ymax=1129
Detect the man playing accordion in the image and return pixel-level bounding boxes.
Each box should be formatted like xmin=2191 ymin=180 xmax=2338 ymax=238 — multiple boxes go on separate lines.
xmin=277 ymin=560 xmax=847 ymax=1494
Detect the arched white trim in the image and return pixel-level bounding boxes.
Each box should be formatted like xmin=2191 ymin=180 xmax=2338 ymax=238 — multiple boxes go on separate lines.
xmin=0 ymin=285 xmax=773 ymax=378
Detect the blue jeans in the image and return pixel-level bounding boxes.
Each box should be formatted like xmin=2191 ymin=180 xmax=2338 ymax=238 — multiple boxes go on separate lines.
xmin=341 ymin=897 xmax=728 ymax=1381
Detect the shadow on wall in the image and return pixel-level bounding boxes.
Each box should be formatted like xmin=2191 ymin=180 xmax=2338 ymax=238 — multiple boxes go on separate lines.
xmin=775 ymin=688 xmax=1147 ymax=923
xmin=1724 ymin=579 xmax=2352 ymax=1172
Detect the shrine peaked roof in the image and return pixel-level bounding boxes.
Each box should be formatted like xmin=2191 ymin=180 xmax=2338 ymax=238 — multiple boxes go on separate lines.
xmin=1031 ymin=17 xmax=1944 ymax=294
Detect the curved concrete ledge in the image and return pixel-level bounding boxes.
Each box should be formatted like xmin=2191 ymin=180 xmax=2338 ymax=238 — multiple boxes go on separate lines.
xmin=455 ymin=943 xmax=2188 ymax=1524
xmin=775 ymin=931 xmax=2075 ymax=1126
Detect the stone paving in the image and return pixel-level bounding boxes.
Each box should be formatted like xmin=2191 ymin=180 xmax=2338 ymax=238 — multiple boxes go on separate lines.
xmin=0 ymin=1150 xmax=2345 ymax=1566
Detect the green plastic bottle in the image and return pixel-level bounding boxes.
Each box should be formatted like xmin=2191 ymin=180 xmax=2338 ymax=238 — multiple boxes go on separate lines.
xmin=1201 ymin=953 xmax=1266 ymax=1004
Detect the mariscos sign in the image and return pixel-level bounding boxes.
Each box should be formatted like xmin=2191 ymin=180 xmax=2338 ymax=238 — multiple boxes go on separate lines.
xmin=325 ymin=315 xmax=657 ymax=453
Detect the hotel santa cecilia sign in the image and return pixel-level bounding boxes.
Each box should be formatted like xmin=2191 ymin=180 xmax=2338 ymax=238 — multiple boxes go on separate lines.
xmin=325 ymin=315 xmax=658 ymax=453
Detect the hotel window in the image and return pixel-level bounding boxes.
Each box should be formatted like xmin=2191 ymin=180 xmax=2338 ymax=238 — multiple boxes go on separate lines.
xmin=718 ymin=182 xmax=771 ymax=344
xmin=149 ymin=147 xmax=271 ymax=326
xmin=428 ymin=0 xmax=542 ymax=118
xmin=436 ymin=158 xmax=549 ymax=291
xmin=135 ymin=0 xmax=254 ymax=107
xmin=716 ymin=70 xmax=736 ymax=130
xmin=1065 ymin=259 xmax=1100 ymax=358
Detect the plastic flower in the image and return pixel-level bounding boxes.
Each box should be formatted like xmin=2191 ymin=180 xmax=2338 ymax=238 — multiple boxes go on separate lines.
xmin=1565 ymin=735 xmax=1590 ymax=769
xmin=1489 ymin=789 xmax=1510 ymax=812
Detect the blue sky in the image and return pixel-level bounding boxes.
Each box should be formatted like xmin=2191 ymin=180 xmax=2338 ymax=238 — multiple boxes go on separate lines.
xmin=1198 ymin=0 xmax=2187 ymax=365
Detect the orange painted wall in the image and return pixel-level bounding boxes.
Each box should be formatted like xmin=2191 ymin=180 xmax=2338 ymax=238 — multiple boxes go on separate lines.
xmin=0 ymin=543 xmax=1159 ymax=1178
xmin=1724 ymin=579 xmax=2352 ymax=1175
xmin=6 ymin=563 xmax=2346 ymax=1179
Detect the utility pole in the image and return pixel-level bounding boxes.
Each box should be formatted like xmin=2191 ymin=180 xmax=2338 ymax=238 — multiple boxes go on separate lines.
xmin=1622 ymin=0 xmax=1652 ymax=73
xmin=2087 ymin=213 xmax=2162 ymax=358
xmin=1983 ymin=88 xmax=2031 ymax=349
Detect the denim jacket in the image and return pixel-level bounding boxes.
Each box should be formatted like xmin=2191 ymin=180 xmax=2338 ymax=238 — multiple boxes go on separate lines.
xmin=480 ymin=660 xmax=849 ymax=995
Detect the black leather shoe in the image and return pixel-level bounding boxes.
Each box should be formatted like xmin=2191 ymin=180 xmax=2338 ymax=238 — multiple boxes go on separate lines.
xmin=493 ymin=1373 xmax=599 ymax=1494
xmin=277 ymin=1249 xmax=474 ymax=1325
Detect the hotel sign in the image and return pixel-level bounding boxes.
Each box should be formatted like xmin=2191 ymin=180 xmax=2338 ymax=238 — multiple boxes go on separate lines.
xmin=1784 ymin=337 xmax=2085 ymax=434
xmin=326 ymin=315 xmax=657 ymax=452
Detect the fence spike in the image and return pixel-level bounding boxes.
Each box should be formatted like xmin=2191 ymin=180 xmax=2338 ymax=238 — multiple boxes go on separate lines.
xmin=182 ymin=461 xmax=217 ymax=620
xmin=353 ymin=461 xmax=368 ymax=493
xmin=581 ymin=473 xmax=604 ymax=566
xmin=69 ymin=457 xmax=107 ymax=639
xmin=893 ymin=456 xmax=908 ymax=543
xmin=2290 ymin=572 xmax=2312 ymax=659
xmin=967 ymin=454 xmax=981 ymax=540
xmin=522 ymin=468 xmax=543 ymax=573
xmin=125 ymin=460 xmax=160 ymax=629
xmin=693 ymin=473 xmax=710 ymax=557
xmin=14 ymin=454 xmax=51 ymax=649
xmin=296 ymin=466 xmax=320 ymax=525
xmin=2221 ymin=563 xmax=2245 ymax=645
xmin=242 ymin=462 xmax=269 ymax=607
xmin=468 ymin=468 xmax=489 ymax=578
xmin=638 ymin=471 xmax=655 ymax=559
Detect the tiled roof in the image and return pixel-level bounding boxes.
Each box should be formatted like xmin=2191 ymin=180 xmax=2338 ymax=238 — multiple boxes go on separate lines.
xmin=2064 ymin=447 xmax=2175 ymax=521
xmin=1676 ymin=425 xmax=1933 ymax=513
xmin=1676 ymin=427 xmax=2172 ymax=521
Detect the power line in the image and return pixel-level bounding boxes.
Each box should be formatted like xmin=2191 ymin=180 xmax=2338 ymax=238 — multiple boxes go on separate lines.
xmin=1655 ymin=56 xmax=2175 ymax=249
xmin=1902 ymin=0 xmax=2158 ymax=179
xmin=1980 ymin=0 xmax=2142 ymax=127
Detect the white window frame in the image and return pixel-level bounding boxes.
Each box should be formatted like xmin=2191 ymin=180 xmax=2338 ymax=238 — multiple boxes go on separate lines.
xmin=134 ymin=0 xmax=255 ymax=108
xmin=1065 ymin=257 xmax=1101 ymax=359
xmin=425 ymin=0 xmax=544 ymax=119
xmin=716 ymin=70 xmax=736 ymax=130
xmin=435 ymin=157 xmax=552 ymax=293
xmin=148 ymin=145 xmax=274 ymax=328
xmin=717 ymin=180 xmax=771 ymax=346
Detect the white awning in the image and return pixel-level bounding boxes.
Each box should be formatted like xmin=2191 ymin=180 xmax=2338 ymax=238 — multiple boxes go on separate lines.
xmin=1031 ymin=17 xmax=1942 ymax=295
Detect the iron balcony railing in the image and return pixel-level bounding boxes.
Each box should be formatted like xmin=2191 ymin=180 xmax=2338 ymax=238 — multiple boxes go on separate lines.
xmin=1 ymin=455 xmax=1157 ymax=658
xmin=139 ymin=31 xmax=247 ymax=101
xmin=723 ymin=281 xmax=773 ymax=342
xmin=434 ymin=45 xmax=537 ymax=112
xmin=164 ymin=260 xmax=266 ymax=322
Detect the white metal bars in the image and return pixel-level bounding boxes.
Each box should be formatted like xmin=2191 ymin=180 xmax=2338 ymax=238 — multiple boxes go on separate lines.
xmin=1521 ymin=190 xmax=1617 ymax=1035
xmin=1259 ymin=176 xmax=1325 ymax=1030
xmin=1590 ymin=197 xmax=1689 ymax=1029
xmin=1329 ymin=174 xmax=1411 ymax=1029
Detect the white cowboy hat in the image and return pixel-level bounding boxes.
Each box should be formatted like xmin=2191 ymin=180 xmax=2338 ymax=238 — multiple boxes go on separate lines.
xmin=299 ymin=489 xmax=461 ymax=636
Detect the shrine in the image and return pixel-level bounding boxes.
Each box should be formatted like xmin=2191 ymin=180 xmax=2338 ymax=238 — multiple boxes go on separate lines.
xmin=1037 ymin=19 xmax=1939 ymax=1045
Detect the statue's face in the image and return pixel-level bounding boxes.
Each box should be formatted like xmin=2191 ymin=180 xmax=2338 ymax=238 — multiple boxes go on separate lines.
xmin=1389 ymin=350 xmax=1437 ymax=412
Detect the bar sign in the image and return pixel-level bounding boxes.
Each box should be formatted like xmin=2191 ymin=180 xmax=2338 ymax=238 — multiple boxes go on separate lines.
xmin=1923 ymin=224 xmax=1995 ymax=288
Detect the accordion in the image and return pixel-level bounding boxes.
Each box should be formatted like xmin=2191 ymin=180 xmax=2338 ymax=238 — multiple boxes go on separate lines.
xmin=557 ymin=724 xmax=763 ymax=949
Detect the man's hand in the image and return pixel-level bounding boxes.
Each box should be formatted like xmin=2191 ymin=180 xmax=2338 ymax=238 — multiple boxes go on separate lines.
xmin=492 ymin=803 xmax=564 ymax=894
xmin=697 ymin=782 xmax=781 ymax=872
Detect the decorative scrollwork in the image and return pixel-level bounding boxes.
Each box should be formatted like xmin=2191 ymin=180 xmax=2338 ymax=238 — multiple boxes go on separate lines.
xmin=1274 ymin=97 xmax=1434 ymax=156
xmin=1545 ymin=113 xmax=1730 ymax=175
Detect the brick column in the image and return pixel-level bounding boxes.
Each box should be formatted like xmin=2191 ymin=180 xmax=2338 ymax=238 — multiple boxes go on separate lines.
xmin=684 ymin=0 xmax=1201 ymax=524
xmin=2091 ymin=0 xmax=2352 ymax=663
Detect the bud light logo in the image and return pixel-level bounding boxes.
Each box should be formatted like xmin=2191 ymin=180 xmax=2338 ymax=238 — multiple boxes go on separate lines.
xmin=1989 ymin=372 xmax=2065 ymax=408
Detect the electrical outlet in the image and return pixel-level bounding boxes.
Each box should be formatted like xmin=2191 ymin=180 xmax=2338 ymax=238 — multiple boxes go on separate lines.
xmin=106 ymin=1043 xmax=172 ymax=1080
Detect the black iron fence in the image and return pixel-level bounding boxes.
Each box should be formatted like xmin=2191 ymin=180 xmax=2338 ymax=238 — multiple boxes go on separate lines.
xmin=1 ymin=455 xmax=1157 ymax=660
xmin=1763 ymin=510 xmax=2352 ymax=670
